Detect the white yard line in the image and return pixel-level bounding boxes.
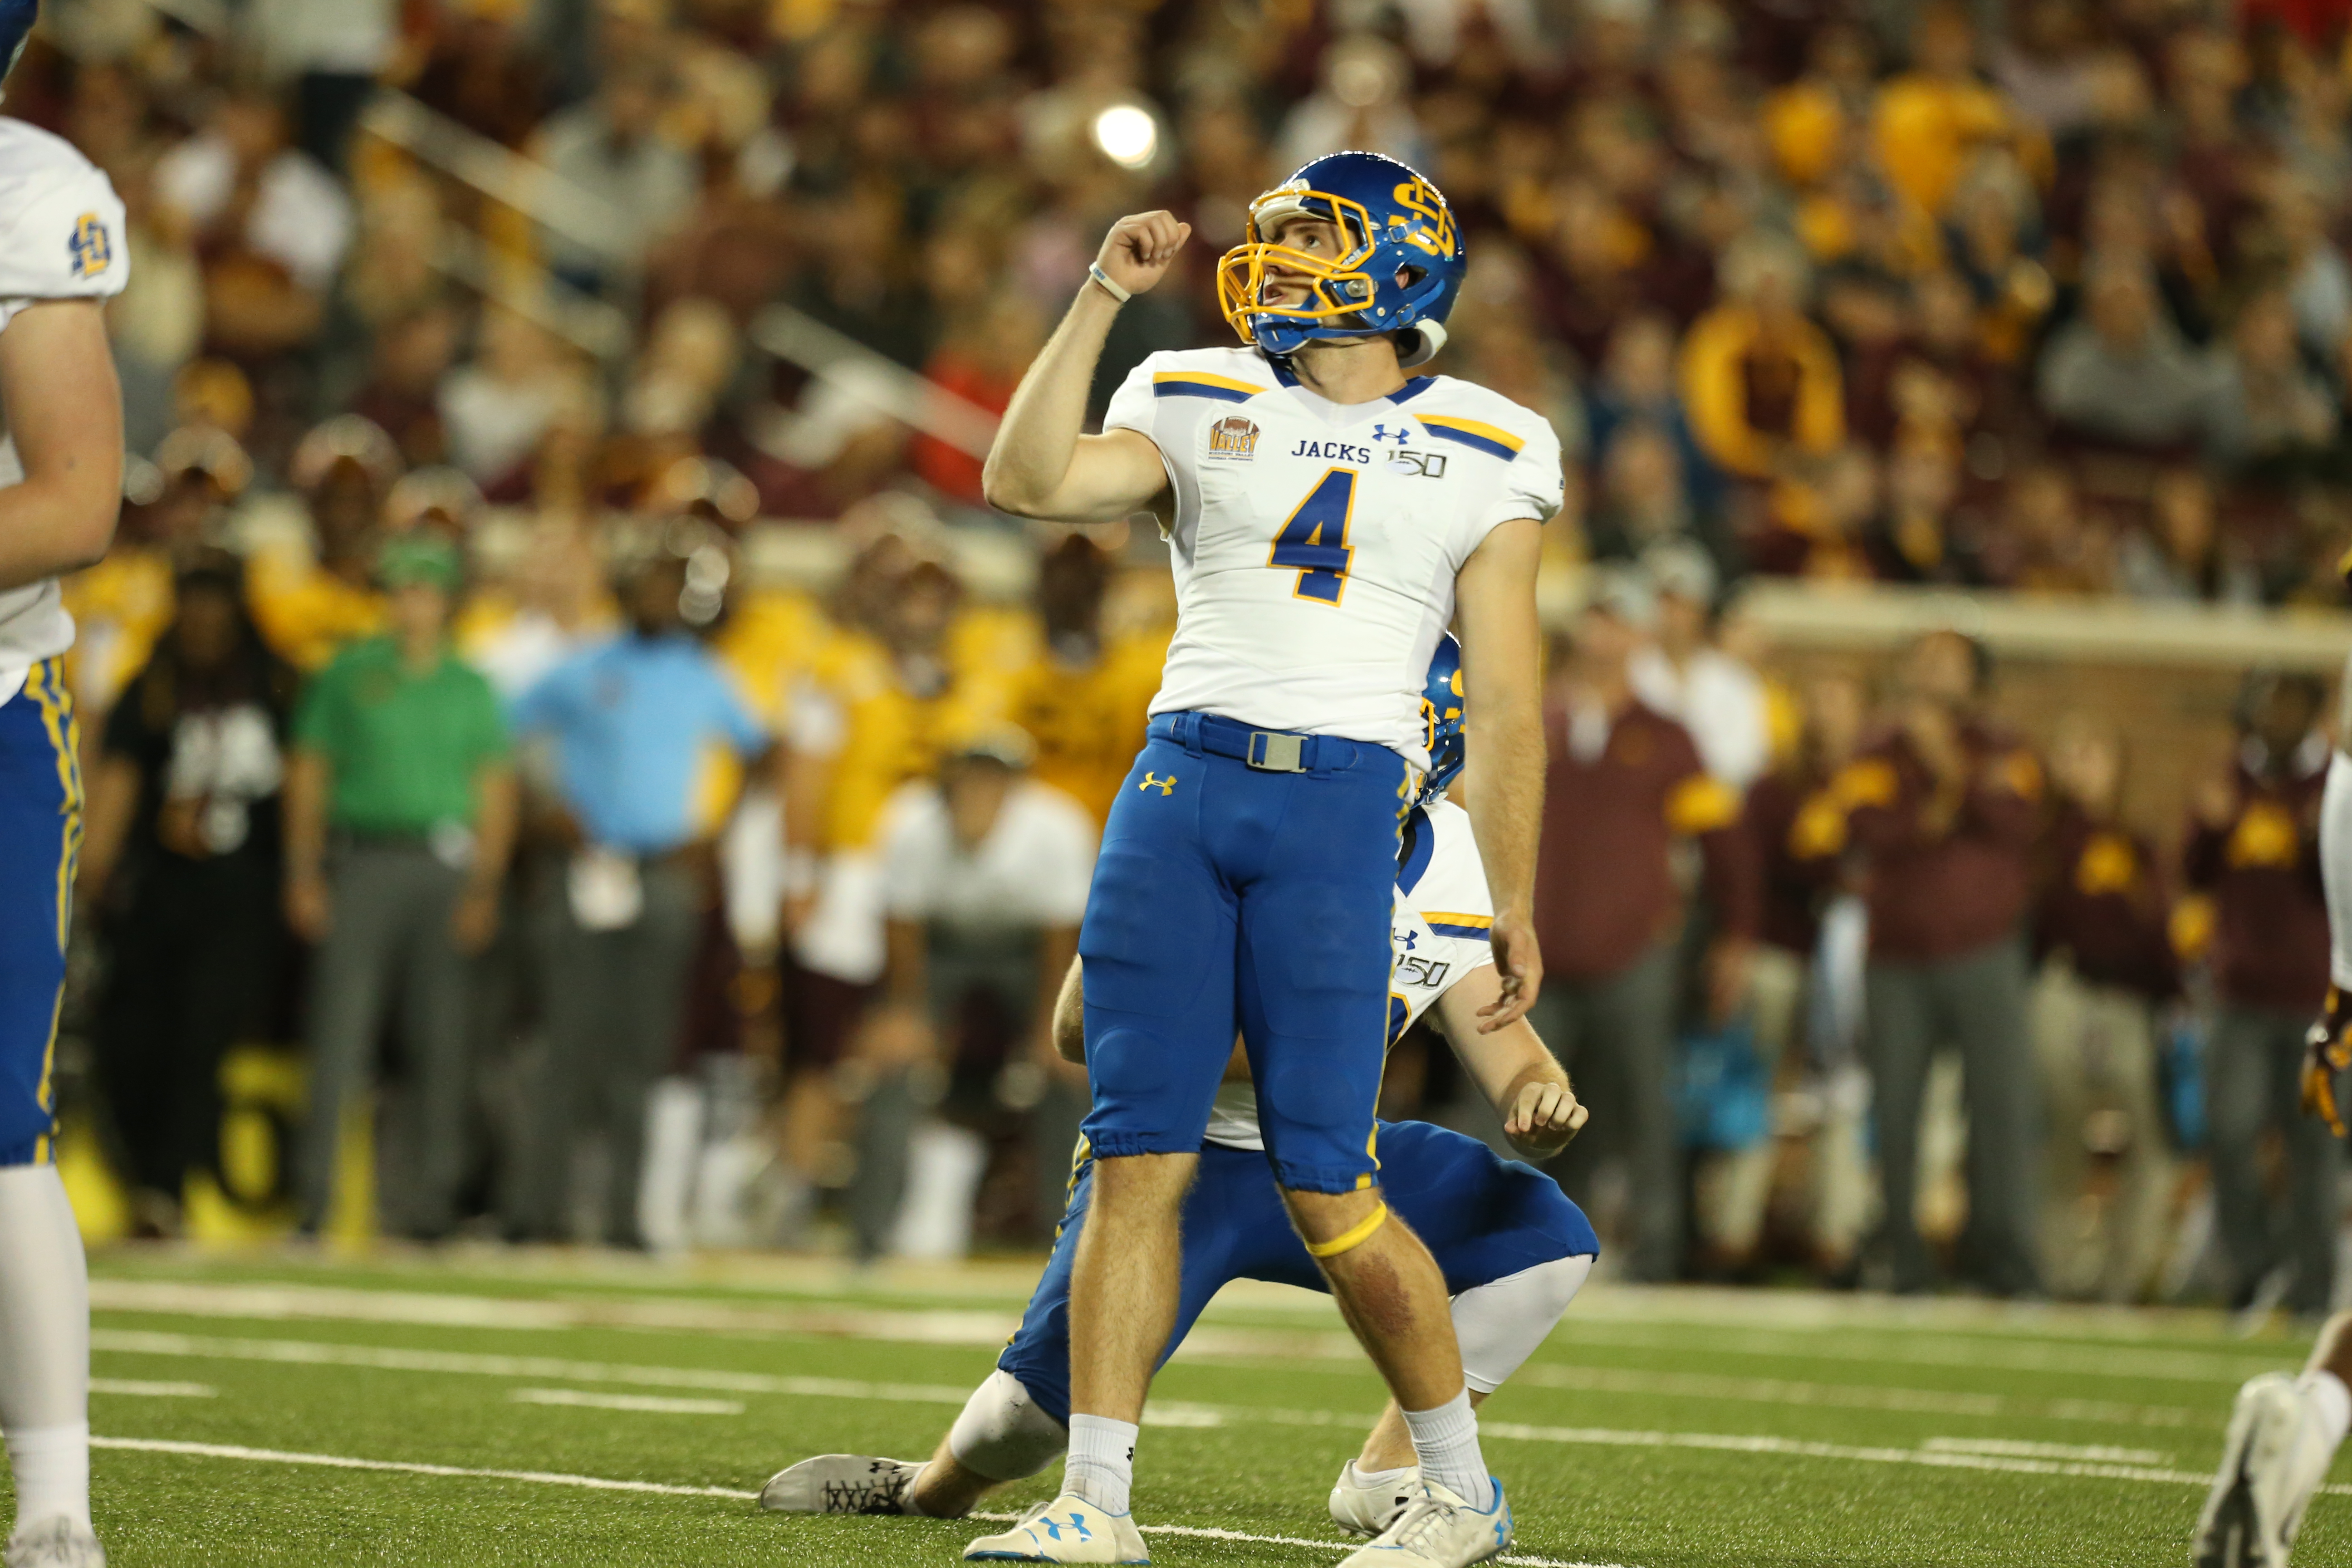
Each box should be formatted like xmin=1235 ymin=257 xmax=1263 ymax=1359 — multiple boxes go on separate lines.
xmin=87 ymin=1436 xmax=1613 ymax=1568
xmin=93 ymin=1276 xmax=2296 ymax=1389
xmin=1919 ymin=1437 xmax=2169 ymax=1465
xmin=508 ymin=1388 xmax=744 ymax=1416
xmin=93 ymin=1327 xmax=980 ymax=1406
xmin=1508 ymin=1363 xmax=2208 ymax=1430
xmin=88 ymin=1379 xmax=213 ymax=1399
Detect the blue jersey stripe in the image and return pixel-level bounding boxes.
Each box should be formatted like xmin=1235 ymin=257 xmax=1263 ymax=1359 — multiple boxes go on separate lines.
xmin=1426 ymin=921 xmax=1492 ymax=941
xmin=1152 ymin=379 xmax=1256 ymax=403
xmin=1421 ymin=423 xmax=1518 ymax=460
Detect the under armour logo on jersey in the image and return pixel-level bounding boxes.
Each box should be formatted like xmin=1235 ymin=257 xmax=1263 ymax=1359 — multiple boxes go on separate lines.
xmin=1396 ymin=928 xmax=1418 ymax=951
xmin=1369 ymin=423 xmax=1411 ymax=446
xmin=1139 ymin=772 xmax=1177 ymax=795
xmin=67 ymin=213 xmax=110 ymax=279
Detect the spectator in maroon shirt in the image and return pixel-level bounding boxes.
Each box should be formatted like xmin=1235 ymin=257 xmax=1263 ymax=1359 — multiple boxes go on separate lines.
xmin=2030 ymin=715 xmax=2179 ymax=1303
xmin=1700 ymin=668 xmax=1870 ymax=1274
xmin=2185 ymin=669 xmax=2339 ymax=1313
xmin=1531 ymin=577 xmax=1760 ymax=1282
xmin=1836 ymin=629 xmax=2046 ymax=1295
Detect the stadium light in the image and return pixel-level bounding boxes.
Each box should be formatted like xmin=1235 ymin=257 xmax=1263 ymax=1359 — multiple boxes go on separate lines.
xmin=1092 ymin=104 xmax=1157 ymax=169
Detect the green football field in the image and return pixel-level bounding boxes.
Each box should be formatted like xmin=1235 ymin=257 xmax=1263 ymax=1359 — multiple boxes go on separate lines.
xmin=38 ymin=1246 xmax=2349 ymax=1566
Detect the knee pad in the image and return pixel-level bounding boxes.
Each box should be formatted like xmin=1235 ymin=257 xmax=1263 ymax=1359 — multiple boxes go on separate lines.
xmin=947 ymin=1370 xmax=1068 ymax=1483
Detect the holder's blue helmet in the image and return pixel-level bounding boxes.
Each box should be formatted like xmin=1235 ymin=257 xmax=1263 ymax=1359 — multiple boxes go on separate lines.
xmin=0 ymin=0 xmax=34 ymax=89
xmin=1215 ymin=150 xmax=1465 ymax=368
xmin=1418 ymin=632 xmax=1465 ymax=806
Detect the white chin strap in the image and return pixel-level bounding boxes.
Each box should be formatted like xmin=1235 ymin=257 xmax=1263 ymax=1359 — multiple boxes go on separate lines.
xmin=1397 ymin=319 xmax=1447 ymax=369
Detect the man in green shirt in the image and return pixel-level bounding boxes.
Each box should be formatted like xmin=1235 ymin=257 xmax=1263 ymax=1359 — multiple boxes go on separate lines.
xmin=283 ymin=534 xmax=516 ymax=1239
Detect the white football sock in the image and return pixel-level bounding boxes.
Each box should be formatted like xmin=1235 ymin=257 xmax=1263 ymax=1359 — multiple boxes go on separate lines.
xmin=1063 ymin=1413 xmax=1137 ymax=1516
xmin=1402 ymin=1387 xmax=1493 ymax=1512
xmin=2321 ymin=751 xmax=2352 ymax=992
xmin=0 ymin=1165 xmax=91 ymax=1534
xmin=1345 ymin=1460 xmax=1415 ymax=1487
xmin=1452 ymin=1254 xmax=1594 ymax=1394
xmin=2299 ymin=1370 xmax=2352 ymax=1452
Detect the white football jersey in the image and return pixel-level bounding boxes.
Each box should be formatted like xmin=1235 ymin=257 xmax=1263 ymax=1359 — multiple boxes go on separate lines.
xmin=0 ymin=118 xmax=129 ymax=703
xmin=1103 ymin=345 xmax=1562 ymax=771
xmin=1204 ymin=797 xmax=1496 ymax=1151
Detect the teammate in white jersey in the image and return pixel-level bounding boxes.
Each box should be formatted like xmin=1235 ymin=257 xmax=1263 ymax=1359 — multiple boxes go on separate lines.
xmin=0 ymin=9 xmax=133 ymax=1565
xmin=765 ymin=642 xmax=1594 ymax=1549
xmin=980 ymin=188 xmax=1556 ymax=1560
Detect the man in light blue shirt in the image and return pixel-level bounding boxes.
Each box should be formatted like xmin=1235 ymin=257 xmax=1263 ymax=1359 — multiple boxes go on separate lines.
xmin=507 ymin=543 xmax=775 ymax=1246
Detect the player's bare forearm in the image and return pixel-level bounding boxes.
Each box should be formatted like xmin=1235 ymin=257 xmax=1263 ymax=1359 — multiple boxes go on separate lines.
xmin=1454 ymin=519 xmax=1545 ymax=915
xmin=0 ymin=300 xmax=122 ymax=588
xmin=1435 ymin=970 xmax=1585 ymax=1158
xmin=1033 ymin=924 xmax=1078 ymax=1054
xmin=1455 ymin=519 xmax=1547 ymax=1026
xmin=980 ymin=211 xmax=1186 ymax=521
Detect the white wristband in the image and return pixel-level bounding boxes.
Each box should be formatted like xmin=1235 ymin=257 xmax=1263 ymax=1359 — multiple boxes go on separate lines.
xmin=1086 ymin=263 xmax=1132 ymax=305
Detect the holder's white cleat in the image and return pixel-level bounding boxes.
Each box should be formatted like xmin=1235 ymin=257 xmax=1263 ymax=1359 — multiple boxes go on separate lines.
xmin=1337 ymin=1477 xmax=1511 ymax=1568
xmin=963 ymin=1494 xmax=1149 ymax=1563
xmin=759 ymin=1454 xmax=926 ymax=1514
xmin=2195 ymin=1373 xmax=2336 ymax=1568
xmin=3 ymin=1519 xmax=104 ymax=1568
xmin=1330 ymin=1460 xmax=1423 ymax=1537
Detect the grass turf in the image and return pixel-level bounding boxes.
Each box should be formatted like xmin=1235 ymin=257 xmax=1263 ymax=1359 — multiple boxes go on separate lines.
xmin=33 ymin=1247 xmax=2347 ymax=1566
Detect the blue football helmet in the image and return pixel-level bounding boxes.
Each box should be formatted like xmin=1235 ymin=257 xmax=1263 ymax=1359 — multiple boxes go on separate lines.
xmin=1419 ymin=632 xmax=1466 ymax=806
xmin=1215 ymin=150 xmax=1466 ymax=368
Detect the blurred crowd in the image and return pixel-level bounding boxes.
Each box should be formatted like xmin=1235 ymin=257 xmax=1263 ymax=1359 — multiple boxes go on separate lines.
xmin=15 ymin=0 xmax=2352 ymax=1303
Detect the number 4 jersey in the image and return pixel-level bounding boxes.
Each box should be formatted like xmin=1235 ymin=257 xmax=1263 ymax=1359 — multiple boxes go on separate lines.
xmin=1104 ymin=344 xmax=1562 ymax=772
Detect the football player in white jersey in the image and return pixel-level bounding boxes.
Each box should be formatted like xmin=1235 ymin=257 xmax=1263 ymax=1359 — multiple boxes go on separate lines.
xmin=765 ymin=640 xmax=1596 ymax=1549
xmin=975 ymin=152 xmax=1558 ymax=1566
xmin=0 ymin=6 xmax=133 ymax=1566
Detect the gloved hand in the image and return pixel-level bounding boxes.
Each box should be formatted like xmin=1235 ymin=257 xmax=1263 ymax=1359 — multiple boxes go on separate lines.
xmin=2301 ymin=986 xmax=2352 ymax=1136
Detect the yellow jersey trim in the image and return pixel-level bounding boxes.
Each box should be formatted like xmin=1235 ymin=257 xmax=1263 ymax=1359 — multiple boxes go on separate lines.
xmin=1420 ymin=414 xmax=1527 ymax=455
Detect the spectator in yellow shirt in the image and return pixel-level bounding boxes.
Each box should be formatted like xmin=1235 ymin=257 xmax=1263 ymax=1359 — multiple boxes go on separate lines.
xmin=1873 ymin=2 xmax=2015 ymax=220
xmin=246 ymin=416 xmax=403 ymax=670
xmin=1680 ymin=232 xmax=1846 ymax=482
xmin=1005 ymin=535 xmax=1168 ymax=827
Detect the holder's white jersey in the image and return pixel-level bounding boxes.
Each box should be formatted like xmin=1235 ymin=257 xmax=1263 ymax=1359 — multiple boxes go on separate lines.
xmin=1204 ymin=797 xmax=1494 ymax=1151
xmin=0 ymin=118 xmax=128 ymax=703
xmin=1104 ymin=346 xmax=1561 ymax=771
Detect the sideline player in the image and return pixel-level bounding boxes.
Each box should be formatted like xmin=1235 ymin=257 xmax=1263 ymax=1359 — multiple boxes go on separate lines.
xmin=764 ymin=642 xmax=1594 ymax=1539
xmin=974 ymin=151 xmax=1558 ymax=1566
xmin=2196 ymin=650 xmax=2352 ymax=1568
xmin=0 ymin=5 xmax=132 ymax=1563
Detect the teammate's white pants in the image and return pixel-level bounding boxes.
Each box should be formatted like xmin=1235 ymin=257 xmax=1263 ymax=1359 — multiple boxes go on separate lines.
xmin=2323 ymin=750 xmax=2352 ymax=992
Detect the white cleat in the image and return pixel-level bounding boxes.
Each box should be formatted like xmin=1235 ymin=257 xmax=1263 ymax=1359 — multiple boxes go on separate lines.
xmin=962 ymin=1493 xmax=1150 ymax=1563
xmin=1337 ymin=1477 xmax=1511 ymax=1568
xmin=2194 ymin=1372 xmax=2335 ymax=1568
xmin=759 ymin=1454 xmax=926 ymax=1514
xmin=3 ymin=1519 xmax=104 ymax=1568
xmin=1330 ymin=1460 xmax=1423 ymax=1537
